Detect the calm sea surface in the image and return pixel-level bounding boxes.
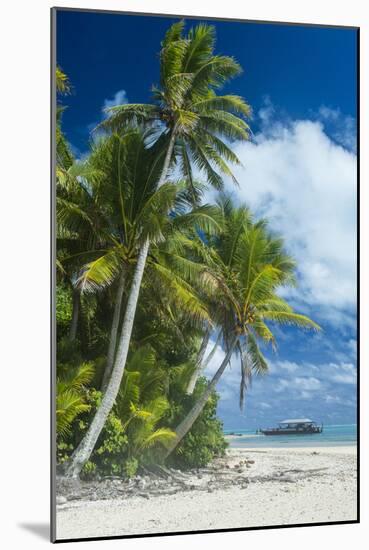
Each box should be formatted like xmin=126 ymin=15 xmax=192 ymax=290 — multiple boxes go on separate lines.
xmin=224 ymin=424 xmax=357 ymax=448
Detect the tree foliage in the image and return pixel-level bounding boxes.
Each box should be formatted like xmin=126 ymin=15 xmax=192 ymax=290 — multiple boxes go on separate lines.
xmin=55 ymin=23 xmax=320 ymax=479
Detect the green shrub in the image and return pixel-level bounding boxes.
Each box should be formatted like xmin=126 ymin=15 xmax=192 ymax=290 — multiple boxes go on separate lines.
xmin=167 ymin=377 xmax=228 ymax=469
xmin=57 ymin=389 xmax=128 ymax=478
xmin=57 ymin=441 xmax=74 ymax=465
xmin=77 ymin=390 xmax=129 ymax=478
xmin=124 ymin=457 xmax=139 ymax=478
xmin=56 ymin=285 xmax=73 ymax=327
xmin=82 ymin=460 xmax=97 ymax=479
xmin=93 ymin=412 xmax=128 ymax=476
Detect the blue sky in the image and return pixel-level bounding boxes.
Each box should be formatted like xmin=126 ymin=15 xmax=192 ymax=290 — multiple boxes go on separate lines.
xmin=56 ymin=10 xmax=358 ymax=430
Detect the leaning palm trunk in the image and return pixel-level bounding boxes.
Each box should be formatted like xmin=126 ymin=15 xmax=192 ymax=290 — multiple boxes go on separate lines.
xmin=65 ymin=240 xmax=149 ymax=477
xmin=202 ymin=330 xmax=222 ymax=370
xmin=68 ymin=288 xmax=80 ymax=342
xmin=164 ymin=335 xmax=238 ymax=458
xmin=186 ymin=329 xmax=222 ymax=394
xmin=185 ymin=327 xmax=211 ymax=394
xmin=65 ymin=132 xmax=177 ymax=478
xmin=101 ymin=270 xmax=126 ymax=391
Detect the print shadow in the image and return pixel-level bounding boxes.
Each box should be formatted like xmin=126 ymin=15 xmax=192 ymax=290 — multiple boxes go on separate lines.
xmin=18 ymin=522 xmax=49 ymax=541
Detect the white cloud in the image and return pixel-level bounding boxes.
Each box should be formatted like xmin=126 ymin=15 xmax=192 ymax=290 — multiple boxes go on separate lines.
xmin=294 ymin=376 xmax=321 ymax=391
xmin=203 ymin=336 xmax=356 ymax=412
xmin=210 ymin=109 xmax=356 ymax=329
xmin=197 ymin=127 xmax=357 ymax=422
xmin=300 ymin=391 xmax=312 ymax=400
xmin=325 ymin=394 xmax=341 ymax=403
xmin=329 ymin=362 xmax=356 ymax=385
xmin=274 ymin=376 xmax=321 ymax=394
xmin=272 ymin=360 xmax=299 ymax=373
xmin=103 ymin=89 xmax=128 ymax=114
xmin=347 ymin=339 xmax=357 ymax=356
xmin=213 ymin=349 xmax=357 ymax=426
xmin=85 ymin=89 xmax=130 ymax=145
xmin=203 ymin=340 xmax=226 ymax=376
xmin=318 ymin=105 xmax=357 ymax=152
xmin=258 ymin=95 xmax=275 ymax=128
xmin=325 ymin=394 xmax=355 ymax=406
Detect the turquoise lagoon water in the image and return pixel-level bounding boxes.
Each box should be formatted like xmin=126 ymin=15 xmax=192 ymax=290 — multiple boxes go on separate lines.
xmin=224 ymin=424 xmax=357 ymax=448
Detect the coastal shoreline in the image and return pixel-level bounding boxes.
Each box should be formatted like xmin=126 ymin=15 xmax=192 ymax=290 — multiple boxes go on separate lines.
xmin=56 ymin=445 xmax=357 ymax=540
xmin=227 ymin=444 xmax=357 ymax=454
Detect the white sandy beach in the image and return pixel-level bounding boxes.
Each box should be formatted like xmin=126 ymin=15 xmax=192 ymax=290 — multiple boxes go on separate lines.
xmin=56 ymin=446 xmax=357 ymax=540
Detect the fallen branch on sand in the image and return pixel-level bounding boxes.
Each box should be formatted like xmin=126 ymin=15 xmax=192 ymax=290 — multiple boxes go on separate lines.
xmin=56 ymin=457 xmax=332 ymax=507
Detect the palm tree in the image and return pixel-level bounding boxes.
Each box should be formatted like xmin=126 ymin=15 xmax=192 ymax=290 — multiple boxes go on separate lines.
xmin=74 ymin=129 xmax=173 ymax=387
xmin=163 ymin=198 xmax=321 ymax=458
xmin=55 ymin=67 xmax=111 ymax=343
xmin=185 ymin=201 xmax=254 ymax=393
xmin=65 ymin=21 xmax=250 ymax=477
xmin=71 ymin=130 xmax=220 ymax=387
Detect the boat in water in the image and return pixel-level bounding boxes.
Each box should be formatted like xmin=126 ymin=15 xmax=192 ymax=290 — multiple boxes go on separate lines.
xmin=259 ymin=418 xmax=323 ymax=436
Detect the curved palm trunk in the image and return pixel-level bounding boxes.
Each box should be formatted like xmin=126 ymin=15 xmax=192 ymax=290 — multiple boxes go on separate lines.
xmin=202 ymin=330 xmax=222 ymax=369
xmin=185 ymin=327 xmax=211 ymax=394
xmin=65 ymin=240 xmax=150 ymax=478
xmin=64 ymin=131 xmax=177 ymax=478
xmin=101 ymin=270 xmax=126 ymax=392
xmin=186 ymin=329 xmax=222 ymax=395
xmin=164 ymin=335 xmax=238 ymax=459
xmin=68 ymin=288 xmax=79 ymax=342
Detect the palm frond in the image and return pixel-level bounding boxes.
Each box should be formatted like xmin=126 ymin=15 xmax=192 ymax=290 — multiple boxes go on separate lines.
xmin=151 ymin=263 xmax=211 ymax=325
xmin=76 ymin=250 xmax=123 ymax=293
xmin=246 ymin=332 xmax=269 ymax=375
xmin=56 ymin=361 xmax=95 ymax=439
xmin=61 ymin=362 xmax=95 ymax=390
xmin=56 ymin=197 xmax=93 ymax=235
xmin=187 ymin=136 xmax=224 ymax=190
xmin=193 ymin=93 xmax=251 ymax=116
xmin=244 ymin=265 xmax=282 ymax=308
xmin=98 ymin=104 xmax=160 ymax=132
xmin=260 ymin=311 xmax=321 ymax=331
xmin=140 ymin=428 xmax=176 ymax=449
xmin=198 ymin=110 xmax=250 ymax=141
xmin=56 ymin=389 xmax=91 ymax=439
xmin=56 ymin=66 xmax=71 ymax=95
xmin=171 ymin=204 xmax=223 ymax=235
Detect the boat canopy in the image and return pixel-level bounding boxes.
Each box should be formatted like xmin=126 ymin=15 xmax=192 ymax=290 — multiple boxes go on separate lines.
xmin=279 ymin=418 xmax=313 ymax=424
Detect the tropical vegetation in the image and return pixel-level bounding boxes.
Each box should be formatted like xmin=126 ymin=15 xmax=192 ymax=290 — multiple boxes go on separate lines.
xmin=55 ymin=21 xmax=320 ymax=481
